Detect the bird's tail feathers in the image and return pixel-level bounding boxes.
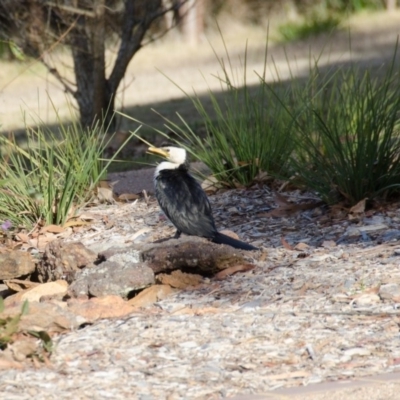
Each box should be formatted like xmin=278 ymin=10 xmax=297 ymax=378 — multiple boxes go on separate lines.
xmin=213 ymin=232 xmax=258 ymax=251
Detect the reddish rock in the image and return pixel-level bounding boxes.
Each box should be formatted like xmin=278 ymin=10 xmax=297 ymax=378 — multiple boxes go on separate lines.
xmin=38 ymin=241 xmax=97 ymax=283
xmin=0 ymin=251 xmax=35 ymax=280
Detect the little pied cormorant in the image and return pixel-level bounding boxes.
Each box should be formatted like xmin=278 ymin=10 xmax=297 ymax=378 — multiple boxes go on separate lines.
xmin=148 ymin=146 xmax=258 ymax=251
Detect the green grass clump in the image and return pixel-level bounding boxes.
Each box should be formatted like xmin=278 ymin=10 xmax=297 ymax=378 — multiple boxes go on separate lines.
xmin=126 ymin=34 xmax=400 ymax=208
xmin=278 ymin=0 xmax=383 ymax=42
xmin=288 ymin=60 xmax=400 ymax=206
xmin=133 ymin=41 xmax=296 ymax=188
xmin=0 ymin=298 xmax=29 ymax=350
xmin=0 ymin=117 xmax=138 ymax=229
xmin=279 ymin=15 xmax=341 ymax=42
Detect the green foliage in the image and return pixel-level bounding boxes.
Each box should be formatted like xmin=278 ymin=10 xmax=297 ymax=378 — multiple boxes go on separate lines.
xmin=279 ymin=15 xmax=341 ymax=42
xmin=278 ymin=0 xmax=384 ymax=42
xmin=288 ymin=58 xmax=400 ymax=205
xmin=0 ymin=298 xmax=54 ymax=359
xmin=139 ymin=41 xmax=295 ymax=188
xmin=326 ymin=0 xmax=383 ymax=13
xmin=0 ymin=116 xmax=139 ymax=229
xmin=28 ymin=330 xmax=54 ymax=354
xmin=0 ymin=299 xmax=29 ymax=350
xmin=126 ymin=32 xmax=400 ymax=208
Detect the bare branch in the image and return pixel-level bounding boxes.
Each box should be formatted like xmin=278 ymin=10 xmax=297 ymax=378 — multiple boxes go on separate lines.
xmin=40 ymin=59 xmax=75 ymax=95
xmin=44 ymin=2 xmax=96 ymax=18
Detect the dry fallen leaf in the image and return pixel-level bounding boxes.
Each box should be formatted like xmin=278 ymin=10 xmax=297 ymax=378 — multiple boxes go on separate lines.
xmin=294 ymin=242 xmax=309 ymax=251
xmin=32 ymin=232 xmax=60 ymax=251
xmin=40 ymin=224 xmax=65 ymax=234
xmin=157 ymin=270 xmax=203 ymax=289
xmin=281 ymin=237 xmax=293 ymax=250
xmin=64 ymin=219 xmax=91 ymax=228
xmin=97 ymin=186 xmax=115 ymax=203
xmin=117 ymin=193 xmax=140 ymax=202
xmin=15 ymin=233 xmax=30 ymax=243
xmin=128 ymin=285 xmax=176 ymax=308
xmin=0 ymin=357 xmax=24 ymax=370
xmin=4 ymin=279 xmax=40 ymax=292
xmin=214 ymin=263 xmax=254 ymax=280
xmin=201 ymin=175 xmax=222 ymax=194
xmin=68 ymin=295 xmax=134 ymax=322
xmin=259 ymin=194 xmax=323 ymax=217
xmin=349 ymin=198 xmax=367 ymax=219
xmin=253 ymin=170 xmax=270 ymax=183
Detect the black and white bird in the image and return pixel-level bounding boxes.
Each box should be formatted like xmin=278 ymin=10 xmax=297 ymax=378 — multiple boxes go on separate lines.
xmin=148 ymin=145 xmax=258 ymax=251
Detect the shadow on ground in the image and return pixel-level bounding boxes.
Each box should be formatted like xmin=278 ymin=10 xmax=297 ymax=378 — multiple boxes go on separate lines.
xmin=2 ymin=15 xmax=400 ymax=173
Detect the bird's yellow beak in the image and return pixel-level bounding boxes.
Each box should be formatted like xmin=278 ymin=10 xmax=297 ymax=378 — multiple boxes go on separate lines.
xmin=147 ymin=146 xmax=169 ymax=158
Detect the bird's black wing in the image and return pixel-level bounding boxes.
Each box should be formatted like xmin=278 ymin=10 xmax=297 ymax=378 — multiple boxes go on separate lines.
xmin=155 ymin=169 xmax=217 ymax=238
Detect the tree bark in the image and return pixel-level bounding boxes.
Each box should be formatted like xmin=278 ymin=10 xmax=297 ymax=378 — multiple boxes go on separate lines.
xmin=91 ymin=0 xmax=107 ymax=129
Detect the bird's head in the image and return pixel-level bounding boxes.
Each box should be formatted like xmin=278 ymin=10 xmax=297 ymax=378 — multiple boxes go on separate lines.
xmin=148 ymin=146 xmax=187 ymax=166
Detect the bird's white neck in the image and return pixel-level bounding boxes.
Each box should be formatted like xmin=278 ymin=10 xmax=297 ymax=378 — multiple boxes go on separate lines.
xmin=155 ymin=161 xmax=181 ymax=177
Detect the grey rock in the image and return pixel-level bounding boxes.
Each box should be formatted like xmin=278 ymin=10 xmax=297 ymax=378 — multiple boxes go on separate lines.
xmin=0 ymin=250 xmax=36 ymax=280
xmin=107 ymin=249 xmax=141 ymax=264
xmin=381 ymin=229 xmax=400 ymax=242
xmin=101 ymin=237 xmax=245 ymax=275
xmin=68 ymin=260 xmax=155 ymax=299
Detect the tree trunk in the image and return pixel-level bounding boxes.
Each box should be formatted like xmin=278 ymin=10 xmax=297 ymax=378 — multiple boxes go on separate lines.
xmin=180 ymin=0 xmax=205 ymax=45
xmin=91 ymin=0 xmax=107 ymax=128
xmin=70 ymin=2 xmax=115 ymax=132
xmin=0 ymin=0 xmax=189 ymax=133
xmin=70 ymin=19 xmax=95 ymax=129
xmin=386 ymin=0 xmax=396 ymax=10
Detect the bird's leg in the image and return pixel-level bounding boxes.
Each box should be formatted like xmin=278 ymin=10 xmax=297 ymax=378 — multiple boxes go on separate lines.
xmin=173 ymin=230 xmax=182 ymax=239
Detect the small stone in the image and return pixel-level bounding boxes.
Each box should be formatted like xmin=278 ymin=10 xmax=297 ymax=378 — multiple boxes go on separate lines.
xmin=343 ymin=278 xmax=356 ymax=289
xmin=381 ymin=229 xmax=400 ymax=242
xmin=38 ymin=241 xmax=97 ymax=283
xmin=68 ymin=260 xmax=155 ymax=298
xmin=0 ymin=251 xmax=35 ymax=280
xmin=321 ymin=240 xmax=336 ymax=248
xmin=379 ymin=283 xmax=400 ymax=302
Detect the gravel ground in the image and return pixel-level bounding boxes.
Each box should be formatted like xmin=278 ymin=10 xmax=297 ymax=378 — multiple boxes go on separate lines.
xmin=2 ymin=180 xmax=400 ymax=399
